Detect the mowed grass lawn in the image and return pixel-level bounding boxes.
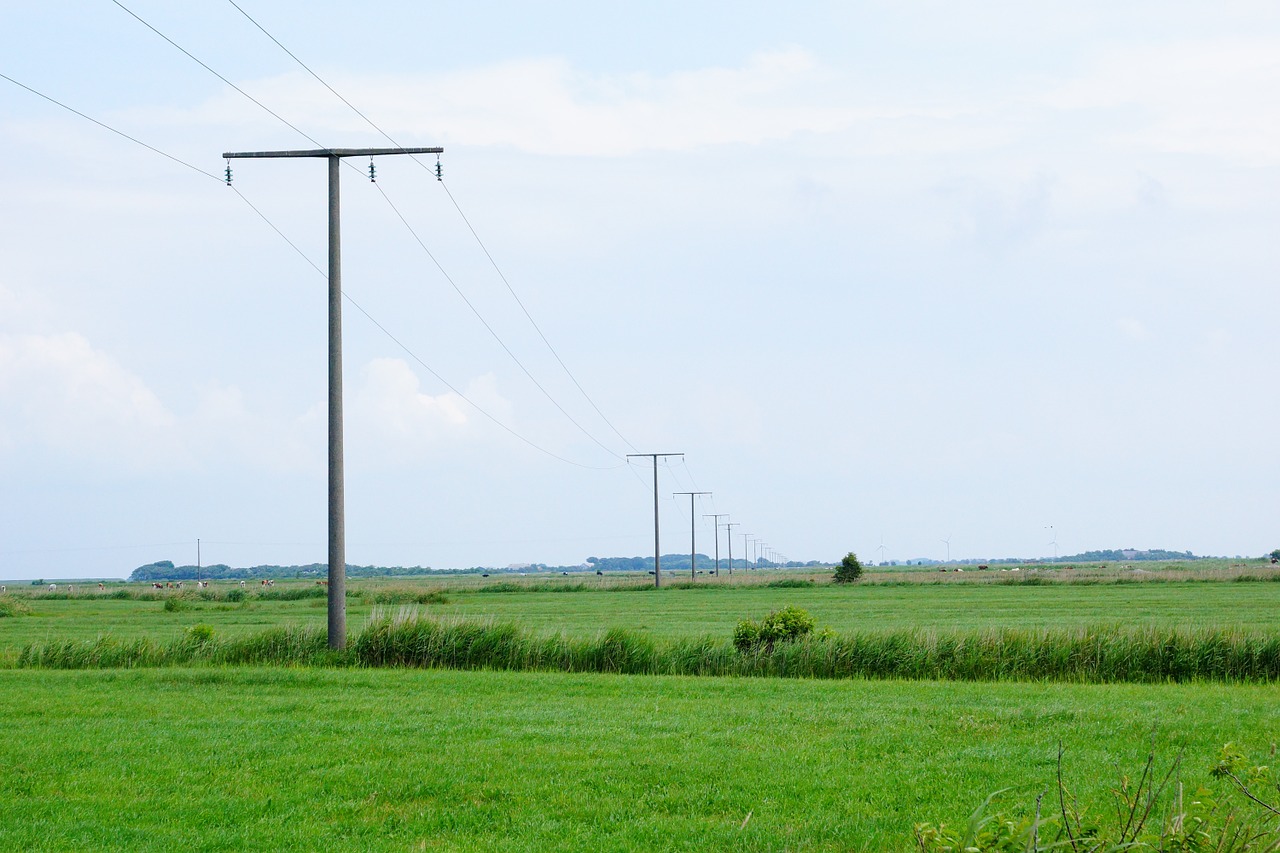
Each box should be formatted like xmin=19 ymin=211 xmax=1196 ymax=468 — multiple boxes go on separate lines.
xmin=4 ymin=579 xmax=1280 ymax=650
xmin=0 ymin=667 xmax=1276 ymax=851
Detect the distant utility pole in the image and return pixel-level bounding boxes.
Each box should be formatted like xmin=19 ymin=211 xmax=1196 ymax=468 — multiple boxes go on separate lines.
xmin=725 ymin=522 xmax=738 ymax=575
xmin=627 ymin=453 xmax=683 ymax=587
xmin=744 ymin=534 xmax=754 ymax=570
xmin=704 ymin=514 xmax=728 ymax=575
xmin=196 ymin=538 xmax=201 ymax=584
xmin=674 ymin=492 xmax=711 ymax=580
xmin=223 ymin=145 xmax=444 ymax=649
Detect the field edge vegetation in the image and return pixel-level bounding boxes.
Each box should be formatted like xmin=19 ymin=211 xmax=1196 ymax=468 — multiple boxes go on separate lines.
xmin=10 ymin=613 xmax=1280 ymax=684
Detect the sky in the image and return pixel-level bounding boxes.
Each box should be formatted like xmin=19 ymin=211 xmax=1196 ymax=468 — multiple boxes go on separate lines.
xmin=2 ymin=1 xmax=1278 ymax=580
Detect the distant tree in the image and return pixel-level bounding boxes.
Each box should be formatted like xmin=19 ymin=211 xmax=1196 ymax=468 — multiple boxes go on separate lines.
xmin=834 ymin=552 xmax=863 ymax=583
xmin=1270 ymin=549 xmax=1280 ymax=561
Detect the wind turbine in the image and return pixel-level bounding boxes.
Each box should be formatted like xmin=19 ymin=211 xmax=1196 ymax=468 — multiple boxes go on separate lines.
xmin=876 ymin=531 xmax=888 ymax=565
xmin=941 ymin=535 xmax=951 ymax=563
xmin=1046 ymin=525 xmax=1058 ymax=560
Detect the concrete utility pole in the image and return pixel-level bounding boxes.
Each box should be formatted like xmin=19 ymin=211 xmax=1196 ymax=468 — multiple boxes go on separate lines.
xmin=725 ymin=522 xmax=738 ymax=575
xmin=627 ymin=453 xmax=683 ymax=587
xmin=743 ymin=533 xmax=753 ymax=570
xmin=223 ymin=145 xmax=443 ymax=649
xmin=674 ymin=492 xmax=710 ymax=580
xmin=704 ymin=514 xmax=728 ymax=575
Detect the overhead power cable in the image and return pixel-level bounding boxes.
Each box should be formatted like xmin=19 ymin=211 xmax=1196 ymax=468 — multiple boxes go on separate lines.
xmin=119 ymin=0 xmax=629 ymax=461
xmin=222 ymin=0 xmax=641 ymax=454
xmin=370 ymin=181 xmax=623 ymax=460
xmin=1 ymin=69 xmax=617 ymax=472
xmin=0 ymin=71 xmax=221 ymax=183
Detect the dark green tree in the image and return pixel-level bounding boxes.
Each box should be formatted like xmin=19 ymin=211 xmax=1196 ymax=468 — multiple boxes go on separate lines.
xmin=834 ymin=551 xmax=863 ymax=583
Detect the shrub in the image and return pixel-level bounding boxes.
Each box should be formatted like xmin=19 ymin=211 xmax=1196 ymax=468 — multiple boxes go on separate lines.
xmin=184 ymin=624 xmax=215 ymax=644
xmin=224 ymin=588 xmax=245 ymax=602
xmin=163 ymin=597 xmax=189 ymax=612
xmin=734 ymin=606 xmax=816 ymax=652
xmin=834 ymin=552 xmax=863 ymax=583
xmin=765 ymin=578 xmax=815 ymax=589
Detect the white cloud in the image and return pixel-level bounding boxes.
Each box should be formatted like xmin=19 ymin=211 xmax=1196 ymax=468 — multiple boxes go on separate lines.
xmin=0 ymin=332 xmax=183 ymax=468
xmin=192 ymin=48 xmax=854 ymax=157
xmin=1043 ymin=38 xmax=1280 ymax=164
xmin=349 ymin=358 xmax=511 ymax=465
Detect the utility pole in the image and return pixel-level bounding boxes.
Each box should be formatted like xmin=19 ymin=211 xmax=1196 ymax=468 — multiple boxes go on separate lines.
xmin=674 ymin=492 xmax=710 ymax=580
xmin=744 ymin=534 xmax=753 ymax=570
xmin=196 ymin=538 xmax=201 ymax=584
xmin=627 ymin=453 xmax=683 ymax=587
xmin=223 ymin=145 xmax=444 ymax=648
xmin=725 ymin=522 xmax=738 ymax=575
xmin=704 ymin=514 xmax=728 ymax=575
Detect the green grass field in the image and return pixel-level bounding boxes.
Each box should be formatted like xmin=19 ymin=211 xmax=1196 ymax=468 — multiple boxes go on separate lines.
xmin=1 ymin=667 xmax=1277 ymax=851
xmin=2 ymin=566 xmax=1279 ymax=850
xmin=3 ymin=569 xmax=1280 ymax=650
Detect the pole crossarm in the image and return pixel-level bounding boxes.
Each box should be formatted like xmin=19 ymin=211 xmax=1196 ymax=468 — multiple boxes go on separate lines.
xmin=223 ymin=147 xmax=443 ymax=159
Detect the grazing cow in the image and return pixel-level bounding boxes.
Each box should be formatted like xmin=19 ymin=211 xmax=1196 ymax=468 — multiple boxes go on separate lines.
xmin=315 ymin=580 xmax=328 ymax=586
xmin=1 ymin=585 xmax=6 ymax=593
xmin=239 ymin=580 xmax=246 ymax=587
xmin=1272 ymin=558 xmax=1278 ymax=565
xmin=49 ymin=583 xmax=57 ymax=591
xmin=98 ymin=583 xmax=105 ymax=591
xmin=153 ymin=582 xmax=164 ymax=590
xmin=596 ymin=570 xmax=602 ymax=576
xmin=978 ymin=565 xmax=989 ymax=571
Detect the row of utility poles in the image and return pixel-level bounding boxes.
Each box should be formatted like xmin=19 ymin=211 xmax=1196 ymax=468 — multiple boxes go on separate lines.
xmin=627 ymin=454 xmax=786 ymax=589
xmin=223 ymin=143 xmax=786 ymax=649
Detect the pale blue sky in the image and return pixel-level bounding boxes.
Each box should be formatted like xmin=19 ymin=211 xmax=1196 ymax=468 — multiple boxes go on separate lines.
xmin=2 ymin=2 xmax=1277 ymax=578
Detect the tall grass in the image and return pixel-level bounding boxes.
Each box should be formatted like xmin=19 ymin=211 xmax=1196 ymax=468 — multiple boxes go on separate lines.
xmin=352 ymin=617 xmax=1280 ymax=683
xmin=12 ymin=616 xmax=1280 ymax=683
xmin=15 ymin=626 xmax=333 ymax=669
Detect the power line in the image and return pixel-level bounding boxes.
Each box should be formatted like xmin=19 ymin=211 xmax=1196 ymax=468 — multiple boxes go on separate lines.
xmin=222 ymin=0 xmax=641 ymax=454
xmin=119 ymin=0 xmax=629 ymax=461
xmin=437 ymin=180 xmax=641 ymax=453
xmin=0 ymin=71 xmax=221 ymax=183
xmin=370 ymin=180 xmax=625 ymax=460
xmin=1 ymin=69 xmax=615 ymax=474
xmin=111 ymin=0 xmax=325 ymax=150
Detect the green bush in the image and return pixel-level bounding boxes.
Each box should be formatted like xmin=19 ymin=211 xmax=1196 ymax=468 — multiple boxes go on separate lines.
xmin=163 ymin=597 xmax=189 ymax=612
xmin=184 ymin=624 xmax=215 ymax=644
xmin=834 ymin=551 xmax=863 ymax=583
xmin=734 ymin=606 xmax=817 ymax=652
xmin=732 ymin=619 xmax=762 ymax=652
xmin=224 ymin=588 xmax=245 ymax=602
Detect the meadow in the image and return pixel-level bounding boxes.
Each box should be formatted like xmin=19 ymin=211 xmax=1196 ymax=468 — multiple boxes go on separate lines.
xmin=2 ymin=561 xmax=1278 ymax=850
xmin=1 ymin=668 xmax=1277 ymax=851
xmin=4 ymin=559 xmax=1280 ymax=649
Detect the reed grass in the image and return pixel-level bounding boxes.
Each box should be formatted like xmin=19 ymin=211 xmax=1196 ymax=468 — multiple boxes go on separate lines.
xmin=13 ymin=615 xmax=1280 ymax=683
